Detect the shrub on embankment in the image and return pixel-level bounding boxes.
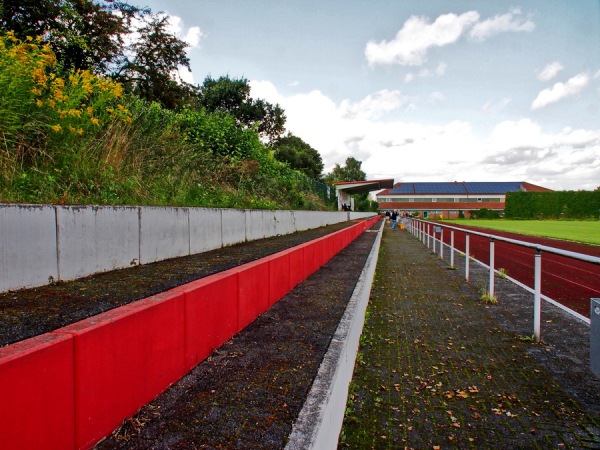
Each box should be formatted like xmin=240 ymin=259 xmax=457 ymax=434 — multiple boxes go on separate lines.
xmin=505 ymin=190 xmax=600 ymax=219
xmin=0 ymin=33 xmax=331 ymax=210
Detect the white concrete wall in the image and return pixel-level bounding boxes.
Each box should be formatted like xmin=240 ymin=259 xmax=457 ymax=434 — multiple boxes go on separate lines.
xmin=274 ymin=210 xmax=296 ymax=236
xmin=246 ymin=209 xmax=274 ymax=242
xmin=0 ymin=204 xmax=372 ymax=293
xmin=221 ymin=209 xmax=246 ymax=247
xmin=189 ymin=208 xmax=222 ymax=254
xmin=56 ymin=206 xmax=139 ymax=280
xmin=0 ymin=204 xmax=58 ymax=292
xmin=140 ymin=207 xmax=190 ymax=264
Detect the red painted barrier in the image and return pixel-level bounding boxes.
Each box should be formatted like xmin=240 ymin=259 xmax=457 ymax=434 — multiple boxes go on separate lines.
xmin=0 ymin=216 xmax=379 ymax=449
xmin=182 ymin=271 xmax=239 ymax=369
xmin=267 ymin=251 xmax=291 ymax=306
xmin=237 ymin=260 xmax=270 ymax=330
xmin=289 ymin=245 xmax=306 ymax=289
xmin=56 ymin=291 xmax=186 ymax=450
xmin=0 ymin=333 xmax=75 ymax=450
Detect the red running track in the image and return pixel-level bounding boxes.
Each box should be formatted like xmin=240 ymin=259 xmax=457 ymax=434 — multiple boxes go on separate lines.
xmin=425 ymin=222 xmax=600 ymax=319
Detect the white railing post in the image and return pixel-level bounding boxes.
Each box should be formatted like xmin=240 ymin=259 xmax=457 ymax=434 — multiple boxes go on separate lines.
xmin=440 ymin=228 xmax=444 ymax=260
xmin=427 ymin=223 xmax=431 ymax=249
xmin=465 ymin=233 xmax=470 ymax=282
xmin=450 ymin=230 xmax=455 ymax=268
xmin=534 ymin=249 xmax=542 ymax=342
xmin=489 ymin=238 xmax=495 ymax=298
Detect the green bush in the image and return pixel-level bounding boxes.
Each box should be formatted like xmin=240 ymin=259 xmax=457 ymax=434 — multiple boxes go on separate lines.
xmin=505 ymin=190 xmax=600 ymax=219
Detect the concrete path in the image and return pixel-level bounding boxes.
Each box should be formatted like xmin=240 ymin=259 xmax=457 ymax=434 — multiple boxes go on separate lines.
xmin=340 ymin=226 xmax=600 ymax=449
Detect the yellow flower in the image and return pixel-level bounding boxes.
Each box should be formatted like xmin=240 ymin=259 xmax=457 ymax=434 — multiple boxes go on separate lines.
xmin=51 ymin=124 xmax=62 ymax=133
xmin=36 ymin=99 xmax=43 ymax=107
xmin=91 ymin=117 xmax=100 ymax=126
xmin=87 ymin=106 xmax=93 ymax=115
xmin=77 ymin=128 xmax=84 ymax=135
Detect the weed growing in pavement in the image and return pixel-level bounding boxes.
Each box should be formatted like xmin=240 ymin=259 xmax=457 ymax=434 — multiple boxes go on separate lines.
xmin=497 ymin=268 xmax=508 ymax=279
xmin=519 ymin=334 xmax=536 ymax=342
xmin=478 ymin=283 xmax=498 ymax=304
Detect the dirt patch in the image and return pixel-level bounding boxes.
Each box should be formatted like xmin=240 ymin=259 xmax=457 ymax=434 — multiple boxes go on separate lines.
xmin=0 ymin=221 xmax=359 ymax=347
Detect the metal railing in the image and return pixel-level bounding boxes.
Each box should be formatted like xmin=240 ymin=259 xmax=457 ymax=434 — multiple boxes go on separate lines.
xmin=405 ymin=218 xmax=600 ymax=342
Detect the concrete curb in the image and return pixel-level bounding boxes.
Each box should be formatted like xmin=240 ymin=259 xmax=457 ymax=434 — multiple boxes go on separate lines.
xmin=285 ymin=220 xmax=384 ymax=450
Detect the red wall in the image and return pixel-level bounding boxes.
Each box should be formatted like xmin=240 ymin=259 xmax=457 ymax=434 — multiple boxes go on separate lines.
xmin=0 ymin=216 xmax=379 ymax=449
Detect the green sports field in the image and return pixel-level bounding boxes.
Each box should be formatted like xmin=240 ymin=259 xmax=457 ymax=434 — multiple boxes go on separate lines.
xmin=442 ymin=219 xmax=600 ymax=246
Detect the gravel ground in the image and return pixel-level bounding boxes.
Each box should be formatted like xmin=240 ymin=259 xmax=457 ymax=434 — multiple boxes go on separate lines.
xmin=340 ymin=226 xmax=600 ymax=449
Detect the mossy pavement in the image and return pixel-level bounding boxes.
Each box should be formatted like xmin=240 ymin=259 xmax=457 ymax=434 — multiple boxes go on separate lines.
xmin=340 ymin=225 xmax=600 ymax=449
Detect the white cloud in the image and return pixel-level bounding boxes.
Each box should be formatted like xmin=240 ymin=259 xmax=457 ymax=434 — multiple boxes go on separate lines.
xmin=482 ymin=119 xmax=600 ymax=188
xmin=538 ymin=61 xmax=564 ymax=81
xmin=469 ymin=8 xmax=535 ymax=41
xmin=163 ymin=15 xmax=203 ymax=48
xmin=339 ymin=89 xmax=407 ymax=119
xmin=531 ymin=73 xmax=590 ymax=110
xmin=429 ymin=92 xmax=446 ymax=102
xmin=365 ymin=11 xmax=480 ymax=66
xmin=249 ymin=81 xmax=599 ymax=190
xmin=481 ymin=97 xmax=511 ymax=113
xmin=365 ymin=8 xmax=536 ymax=67
xmin=404 ymin=62 xmax=448 ymax=83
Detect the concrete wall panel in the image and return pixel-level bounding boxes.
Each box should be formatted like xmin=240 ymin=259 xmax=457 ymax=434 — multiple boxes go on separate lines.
xmin=57 ymin=205 xmax=139 ymax=281
xmin=221 ymin=209 xmax=246 ymax=247
xmin=274 ymin=210 xmax=296 ymax=236
xmin=288 ymin=246 xmax=305 ymax=289
xmin=189 ymin=208 xmax=223 ymax=254
xmin=140 ymin=206 xmax=190 ymax=264
xmin=58 ymin=291 xmax=186 ymax=449
xmin=0 ymin=204 xmax=57 ymax=292
xmin=0 ymin=333 xmax=75 ymax=450
xmin=246 ymin=209 xmax=271 ymax=242
xmin=182 ymin=272 xmax=239 ymax=369
xmin=267 ymin=252 xmax=291 ymax=306
xmin=237 ymin=261 xmax=270 ymax=330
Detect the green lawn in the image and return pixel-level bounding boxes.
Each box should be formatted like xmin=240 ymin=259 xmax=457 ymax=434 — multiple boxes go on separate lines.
xmin=442 ymin=219 xmax=600 ymax=245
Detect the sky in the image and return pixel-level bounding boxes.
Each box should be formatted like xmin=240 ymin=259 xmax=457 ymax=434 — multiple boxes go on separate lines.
xmin=137 ymin=0 xmax=600 ymax=191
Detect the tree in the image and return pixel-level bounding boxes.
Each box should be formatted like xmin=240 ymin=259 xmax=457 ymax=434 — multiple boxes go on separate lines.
xmin=1 ymin=1 xmax=195 ymax=109
xmin=117 ymin=13 xmax=195 ymax=109
xmin=271 ymin=133 xmax=323 ymax=180
xmin=323 ymin=156 xmax=366 ymax=184
xmin=198 ymin=75 xmax=286 ymax=142
xmin=0 ymin=0 xmax=134 ymax=73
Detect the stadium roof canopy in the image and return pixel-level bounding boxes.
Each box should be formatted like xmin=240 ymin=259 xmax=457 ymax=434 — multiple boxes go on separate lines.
xmin=334 ymin=179 xmax=395 ymax=195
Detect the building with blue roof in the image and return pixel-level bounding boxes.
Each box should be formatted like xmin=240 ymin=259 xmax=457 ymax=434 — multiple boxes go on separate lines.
xmin=377 ymin=181 xmax=552 ymax=218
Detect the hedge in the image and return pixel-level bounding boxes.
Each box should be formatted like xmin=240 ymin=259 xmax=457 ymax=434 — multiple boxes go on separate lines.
xmin=504 ymin=190 xmax=600 ymax=219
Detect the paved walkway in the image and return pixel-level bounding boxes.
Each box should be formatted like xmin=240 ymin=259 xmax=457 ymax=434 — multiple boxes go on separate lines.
xmin=340 ymin=226 xmax=600 ymax=449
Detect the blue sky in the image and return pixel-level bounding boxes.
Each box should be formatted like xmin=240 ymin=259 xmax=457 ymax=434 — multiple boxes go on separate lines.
xmin=138 ymin=0 xmax=600 ymax=190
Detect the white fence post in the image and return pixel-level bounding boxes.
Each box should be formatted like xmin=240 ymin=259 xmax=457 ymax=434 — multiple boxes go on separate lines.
xmin=450 ymin=230 xmax=455 ymax=268
xmin=465 ymin=233 xmax=470 ymax=282
xmin=489 ymin=238 xmax=495 ymax=298
xmin=440 ymin=228 xmax=444 ymax=260
xmin=534 ymin=249 xmax=542 ymax=342
xmin=427 ymin=223 xmax=431 ymax=250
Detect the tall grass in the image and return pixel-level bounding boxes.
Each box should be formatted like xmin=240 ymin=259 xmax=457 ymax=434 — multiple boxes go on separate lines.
xmin=0 ymin=32 xmax=331 ymax=210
